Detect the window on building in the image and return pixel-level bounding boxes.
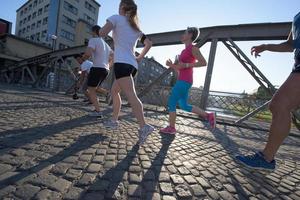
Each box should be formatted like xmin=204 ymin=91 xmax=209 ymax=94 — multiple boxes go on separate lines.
xmin=20 ymin=10 xmax=24 ymax=16
xmin=33 ymin=12 xmax=37 ymax=19
xmin=85 ymin=2 xmax=96 ymax=13
xmin=38 ymin=8 xmax=43 ymax=16
xmin=29 ymin=4 xmax=32 ymax=11
xmin=36 ymin=32 xmax=41 ymax=41
xmin=30 ymin=34 xmax=35 ymax=41
xmin=19 ymin=20 xmax=23 ymax=26
xmin=42 ymin=30 xmax=47 ymax=38
xmin=22 ymin=28 xmax=26 ymax=34
xmin=62 ymin=15 xmax=76 ymax=28
xmin=84 ymin=14 xmax=94 ymax=25
xmin=64 ymin=1 xmax=78 ymax=15
xmin=39 ymin=0 xmax=43 ymax=3
xmin=33 ymin=0 xmax=37 ymax=7
xmin=44 ymin=4 xmax=49 ymax=12
xmin=27 ymin=15 xmax=31 ymax=21
xmin=31 ymin=23 xmax=36 ymax=30
xmin=37 ymin=20 xmax=41 ymax=28
xmin=18 ymin=30 xmax=22 ymax=36
xmin=24 ymin=8 xmax=28 ymax=14
xmin=60 ymin=29 xmax=75 ymax=41
xmin=43 ymin=17 xmax=48 ymax=25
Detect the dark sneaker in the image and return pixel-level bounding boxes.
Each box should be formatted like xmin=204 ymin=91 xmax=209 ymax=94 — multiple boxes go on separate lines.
xmin=236 ymin=152 xmax=276 ymax=172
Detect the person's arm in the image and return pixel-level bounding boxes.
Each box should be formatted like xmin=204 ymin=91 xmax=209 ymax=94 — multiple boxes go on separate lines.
xmin=166 ymin=59 xmax=181 ymax=71
xmin=182 ymin=47 xmax=207 ymax=68
xmin=82 ymin=47 xmax=93 ymax=61
xmin=108 ymin=51 xmax=114 ymax=69
xmin=251 ymin=31 xmax=294 ymax=58
xmin=98 ymin=21 xmax=113 ymax=37
xmin=136 ymin=35 xmax=153 ymax=63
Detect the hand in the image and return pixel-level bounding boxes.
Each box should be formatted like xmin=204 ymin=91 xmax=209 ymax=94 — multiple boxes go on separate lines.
xmin=251 ymin=45 xmax=266 ymax=58
xmin=166 ymin=59 xmax=174 ymax=68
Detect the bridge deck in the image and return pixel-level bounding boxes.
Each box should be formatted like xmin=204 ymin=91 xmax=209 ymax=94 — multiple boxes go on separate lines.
xmin=0 ymin=85 xmax=299 ymax=200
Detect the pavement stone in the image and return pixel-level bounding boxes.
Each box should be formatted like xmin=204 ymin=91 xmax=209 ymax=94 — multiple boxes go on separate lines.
xmin=1 ymin=85 xmax=300 ymax=199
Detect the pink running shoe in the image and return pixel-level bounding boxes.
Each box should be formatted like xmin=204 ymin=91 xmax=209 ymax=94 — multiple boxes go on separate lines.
xmin=160 ymin=126 xmax=176 ymax=134
xmin=207 ymin=112 xmax=216 ymax=131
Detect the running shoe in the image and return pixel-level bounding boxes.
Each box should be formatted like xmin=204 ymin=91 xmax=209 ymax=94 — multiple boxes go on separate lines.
xmin=104 ymin=119 xmax=119 ymax=130
xmin=138 ymin=124 xmax=155 ymax=145
xmin=207 ymin=112 xmax=216 ymax=131
xmin=89 ymin=110 xmax=103 ymax=118
xmin=236 ymin=152 xmax=276 ymax=171
xmin=160 ymin=126 xmax=176 ymax=134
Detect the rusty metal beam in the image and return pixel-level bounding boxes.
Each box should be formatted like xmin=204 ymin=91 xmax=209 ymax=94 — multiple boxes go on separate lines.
xmin=0 ymin=39 xmax=113 ymax=74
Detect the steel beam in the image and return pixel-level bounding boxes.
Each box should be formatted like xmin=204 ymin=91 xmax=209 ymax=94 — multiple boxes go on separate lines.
xmin=25 ymin=67 xmax=36 ymax=83
xmin=200 ymin=39 xmax=218 ymax=109
xmin=144 ymin=22 xmax=291 ymax=47
xmin=235 ymin=100 xmax=271 ymax=124
xmin=223 ymin=39 xmax=276 ymax=95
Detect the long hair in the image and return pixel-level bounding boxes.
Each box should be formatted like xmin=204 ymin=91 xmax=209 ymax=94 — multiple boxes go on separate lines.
xmin=120 ymin=0 xmax=140 ymax=32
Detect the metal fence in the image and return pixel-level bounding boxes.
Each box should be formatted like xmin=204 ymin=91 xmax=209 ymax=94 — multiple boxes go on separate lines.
xmin=135 ymin=84 xmax=271 ymax=120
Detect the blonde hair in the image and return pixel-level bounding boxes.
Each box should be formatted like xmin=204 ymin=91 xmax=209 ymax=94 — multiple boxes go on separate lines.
xmin=120 ymin=0 xmax=140 ymax=32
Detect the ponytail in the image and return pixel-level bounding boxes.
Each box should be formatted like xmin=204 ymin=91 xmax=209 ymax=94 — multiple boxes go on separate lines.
xmin=120 ymin=0 xmax=140 ymax=32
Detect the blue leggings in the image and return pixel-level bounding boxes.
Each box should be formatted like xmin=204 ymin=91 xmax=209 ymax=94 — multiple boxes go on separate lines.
xmin=168 ymin=80 xmax=193 ymax=112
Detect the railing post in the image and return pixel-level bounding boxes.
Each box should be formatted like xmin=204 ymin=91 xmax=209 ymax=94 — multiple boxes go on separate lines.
xmin=200 ymin=38 xmax=218 ymax=110
xmin=55 ymin=60 xmax=62 ymax=92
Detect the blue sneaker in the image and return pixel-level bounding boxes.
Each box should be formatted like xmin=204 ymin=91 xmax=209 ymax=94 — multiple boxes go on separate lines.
xmin=236 ymin=152 xmax=276 ymax=172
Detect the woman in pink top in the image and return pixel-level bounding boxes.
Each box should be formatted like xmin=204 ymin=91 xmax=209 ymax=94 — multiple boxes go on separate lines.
xmin=160 ymin=27 xmax=216 ymax=134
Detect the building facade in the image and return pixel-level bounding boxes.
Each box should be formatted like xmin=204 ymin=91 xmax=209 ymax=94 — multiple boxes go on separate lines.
xmin=0 ymin=19 xmax=12 ymax=35
xmin=138 ymin=56 xmax=176 ymax=86
xmin=15 ymin=0 xmax=100 ymax=50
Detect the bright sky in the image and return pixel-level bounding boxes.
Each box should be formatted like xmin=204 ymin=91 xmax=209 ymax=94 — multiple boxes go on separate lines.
xmin=1 ymin=1 xmax=300 ymax=93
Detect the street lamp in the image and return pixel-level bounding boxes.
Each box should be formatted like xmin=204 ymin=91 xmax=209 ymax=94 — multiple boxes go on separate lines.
xmin=51 ymin=35 xmax=57 ymax=51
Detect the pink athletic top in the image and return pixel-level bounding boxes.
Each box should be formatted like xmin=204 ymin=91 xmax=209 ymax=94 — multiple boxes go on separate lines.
xmin=178 ymin=44 xmax=196 ymax=84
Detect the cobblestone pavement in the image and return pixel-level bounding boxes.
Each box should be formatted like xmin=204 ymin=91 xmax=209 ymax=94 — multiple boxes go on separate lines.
xmin=0 ymin=85 xmax=300 ymax=200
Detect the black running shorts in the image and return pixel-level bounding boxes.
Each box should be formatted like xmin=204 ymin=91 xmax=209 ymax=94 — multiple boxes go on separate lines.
xmin=114 ymin=63 xmax=137 ymax=80
xmin=87 ymin=67 xmax=108 ymax=87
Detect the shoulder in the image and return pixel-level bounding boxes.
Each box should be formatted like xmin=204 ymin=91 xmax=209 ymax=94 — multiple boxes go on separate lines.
xmin=107 ymin=15 xmax=123 ymax=23
xmin=192 ymin=45 xmax=200 ymax=52
xmin=88 ymin=38 xmax=96 ymax=44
